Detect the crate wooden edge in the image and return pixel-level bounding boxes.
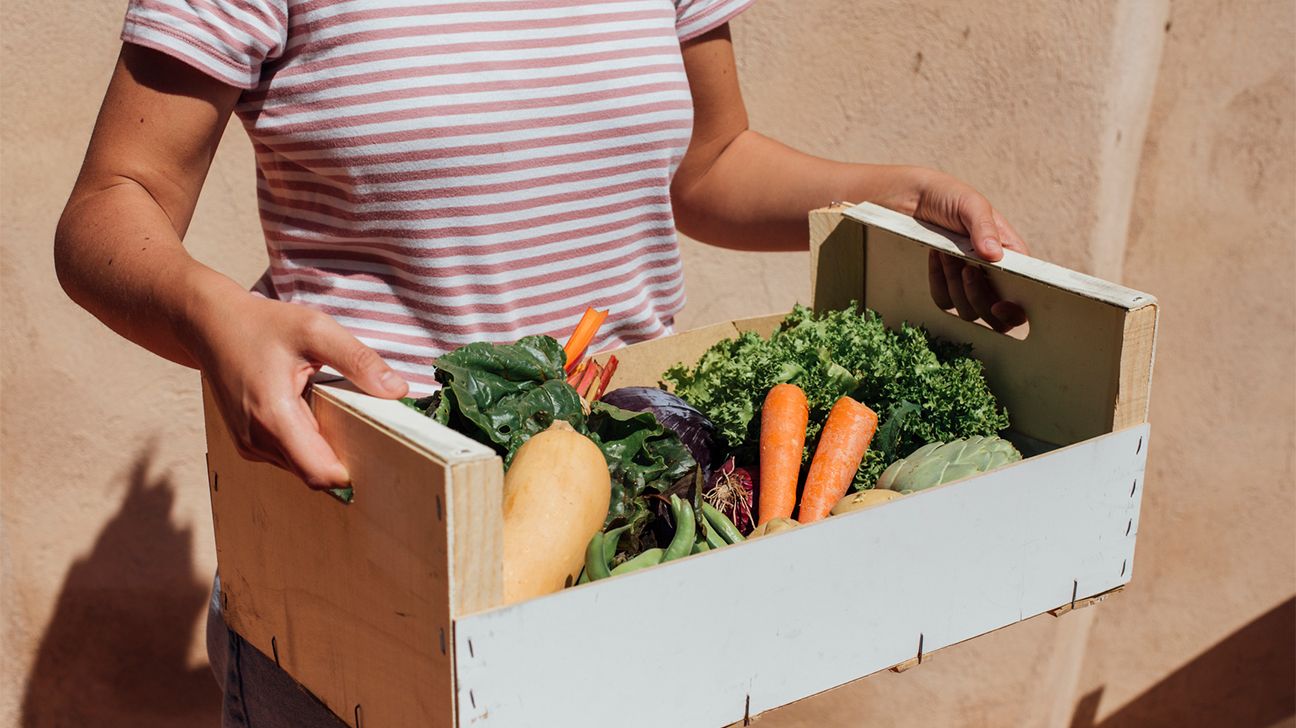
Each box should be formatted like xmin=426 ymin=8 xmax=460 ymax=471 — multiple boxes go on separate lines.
xmin=203 ymin=379 xmax=504 ymax=728
xmin=312 ymin=383 xmax=507 ymax=618
xmin=838 ymin=202 xmax=1157 ymax=309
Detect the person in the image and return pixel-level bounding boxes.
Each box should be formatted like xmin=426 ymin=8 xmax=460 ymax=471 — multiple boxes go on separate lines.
xmin=55 ymin=1 xmax=1031 ymax=724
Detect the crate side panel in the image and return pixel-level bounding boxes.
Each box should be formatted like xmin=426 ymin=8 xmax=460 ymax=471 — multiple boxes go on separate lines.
xmin=862 ymin=227 xmax=1130 ymax=445
xmin=809 ymin=207 xmax=866 ymax=312
xmin=453 ymin=426 xmax=1147 ymax=728
xmin=593 ymin=319 xmax=743 ymax=389
xmin=204 ymin=384 xmax=457 ymax=727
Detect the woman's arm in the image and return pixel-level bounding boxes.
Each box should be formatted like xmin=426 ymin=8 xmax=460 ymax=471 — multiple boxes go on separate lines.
xmin=673 ymin=25 xmax=1030 ymax=330
xmin=56 ymin=45 xmax=407 ymax=489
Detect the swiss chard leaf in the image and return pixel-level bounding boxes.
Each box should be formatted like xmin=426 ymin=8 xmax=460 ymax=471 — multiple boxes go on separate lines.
xmin=428 ymin=336 xmax=584 ymax=464
xmin=585 ymin=401 xmax=696 ymax=535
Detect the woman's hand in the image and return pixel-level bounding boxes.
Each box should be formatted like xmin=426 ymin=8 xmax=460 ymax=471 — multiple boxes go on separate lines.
xmin=902 ymin=168 xmax=1032 ymax=333
xmin=188 ymin=292 xmax=409 ymax=490
xmin=56 ymin=44 xmax=408 ymax=490
xmin=676 ymin=25 xmax=1034 ymax=334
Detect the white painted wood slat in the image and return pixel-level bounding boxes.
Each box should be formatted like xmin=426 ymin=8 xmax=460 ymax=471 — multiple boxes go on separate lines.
xmin=452 ymin=425 xmax=1149 ymax=727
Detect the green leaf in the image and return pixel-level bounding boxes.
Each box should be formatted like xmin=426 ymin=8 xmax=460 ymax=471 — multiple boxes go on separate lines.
xmin=664 ymin=303 xmax=1009 ymax=489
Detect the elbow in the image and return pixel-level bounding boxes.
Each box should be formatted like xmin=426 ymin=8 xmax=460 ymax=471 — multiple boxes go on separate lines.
xmin=669 ymin=176 xmax=711 ymax=243
xmin=53 ymin=203 xmax=89 ymax=306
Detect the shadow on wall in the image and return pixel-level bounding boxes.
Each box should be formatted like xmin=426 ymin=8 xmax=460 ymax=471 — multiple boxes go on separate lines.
xmin=1070 ymin=596 xmax=1296 ymax=728
xmin=20 ymin=448 xmax=220 ymax=728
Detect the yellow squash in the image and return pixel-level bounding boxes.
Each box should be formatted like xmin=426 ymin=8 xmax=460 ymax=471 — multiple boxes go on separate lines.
xmin=501 ymin=420 xmax=611 ymax=604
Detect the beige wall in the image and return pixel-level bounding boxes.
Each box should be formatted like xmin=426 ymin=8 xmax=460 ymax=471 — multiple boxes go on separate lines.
xmin=3 ymin=2 xmax=1293 ymax=727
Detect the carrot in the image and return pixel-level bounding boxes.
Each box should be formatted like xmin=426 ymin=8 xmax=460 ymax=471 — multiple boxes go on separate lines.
xmin=797 ymin=396 xmax=878 ymax=523
xmin=563 ymin=307 xmax=609 ymax=373
xmin=757 ymin=383 xmax=810 ymax=524
xmin=565 ymin=359 xmax=589 ymax=387
xmin=588 ymin=355 xmax=618 ymax=401
xmin=576 ymin=361 xmax=602 ymax=397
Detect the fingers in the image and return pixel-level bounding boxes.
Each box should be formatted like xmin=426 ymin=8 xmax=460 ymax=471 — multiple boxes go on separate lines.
xmin=961 ymin=265 xmax=1009 ymax=332
xmin=928 ymin=251 xmax=955 ymax=310
xmin=929 ymin=250 xmax=1029 ymax=333
xmin=266 ymin=395 xmax=351 ymax=490
xmin=939 ymin=254 xmax=978 ymax=321
xmin=216 ymin=387 xmax=350 ymax=490
xmin=992 ymin=209 xmax=1031 ymax=255
xmin=301 ymin=313 xmax=408 ymax=399
xmin=958 ymin=193 xmax=1004 ymax=261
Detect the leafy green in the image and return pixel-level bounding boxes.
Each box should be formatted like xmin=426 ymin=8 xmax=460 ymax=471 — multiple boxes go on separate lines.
xmin=402 ymin=337 xmax=695 ymax=552
xmin=663 ymin=303 xmax=1009 ymax=489
xmin=584 ymin=402 xmax=695 ymax=553
xmin=425 ymin=336 xmax=584 ymax=466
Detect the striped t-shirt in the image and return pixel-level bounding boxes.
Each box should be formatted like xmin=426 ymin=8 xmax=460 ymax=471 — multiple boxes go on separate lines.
xmin=122 ymin=0 xmax=753 ymax=392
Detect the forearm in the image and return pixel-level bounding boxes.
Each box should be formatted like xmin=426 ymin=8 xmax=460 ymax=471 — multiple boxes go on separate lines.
xmin=671 ymin=130 xmax=934 ymax=252
xmin=55 ymin=179 xmax=246 ymax=368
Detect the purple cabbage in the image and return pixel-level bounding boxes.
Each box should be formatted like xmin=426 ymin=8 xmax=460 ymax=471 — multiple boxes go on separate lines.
xmin=599 ymin=387 xmax=717 ymax=476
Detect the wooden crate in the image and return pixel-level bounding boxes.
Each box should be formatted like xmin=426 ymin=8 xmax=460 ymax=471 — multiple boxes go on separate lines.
xmin=203 ymin=202 xmax=1158 ymax=727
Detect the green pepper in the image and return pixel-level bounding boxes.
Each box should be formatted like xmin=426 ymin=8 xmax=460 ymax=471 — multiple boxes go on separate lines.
xmin=662 ymin=495 xmax=695 ymax=562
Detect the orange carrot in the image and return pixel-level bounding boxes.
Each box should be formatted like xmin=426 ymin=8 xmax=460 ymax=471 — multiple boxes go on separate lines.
xmin=589 ymin=355 xmax=618 ymax=401
xmin=563 ymin=307 xmax=609 ymax=373
xmin=565 ymin=359 xmax=589 ymax=387
xmin=758 ymin=383 xmax=810 ymax=525
xmin=576 ymin=361 xmax=602 ymax=397
xmin=797 ymin=397 xmax=878 ymax=523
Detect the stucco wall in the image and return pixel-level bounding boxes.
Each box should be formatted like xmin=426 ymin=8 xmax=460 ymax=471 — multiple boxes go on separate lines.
xmin=3 ymin=1 xmax=1292 ymax=727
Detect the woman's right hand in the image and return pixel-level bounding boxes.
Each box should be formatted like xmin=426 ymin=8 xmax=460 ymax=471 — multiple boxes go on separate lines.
xmin=56 ymin=45 xmax=409 ymax=491
xmin=190 ymin=293 xmax=409 ymax=490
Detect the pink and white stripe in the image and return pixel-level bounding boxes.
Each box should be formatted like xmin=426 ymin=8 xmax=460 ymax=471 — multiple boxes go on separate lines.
xmin=123 ymin=0 xmax=753 ymax=392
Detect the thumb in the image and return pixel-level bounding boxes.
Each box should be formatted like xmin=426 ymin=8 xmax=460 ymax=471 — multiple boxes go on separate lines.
xmin=303 ymin=315 xmax=409 ymax=399
xmin=958 ymin=193 xmax=1004 ymax=262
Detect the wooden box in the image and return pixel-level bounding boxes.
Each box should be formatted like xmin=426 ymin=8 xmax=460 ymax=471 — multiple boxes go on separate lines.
xmin=202 ymin=202 xmax=1158 ymax=727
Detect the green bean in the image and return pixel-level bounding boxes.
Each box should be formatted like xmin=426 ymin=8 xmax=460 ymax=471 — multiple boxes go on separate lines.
xmin=662 ymin=495 xmax=695 ymax=562
xmin=703 ymin=520 xmax=727 ymax=550
xmin=602 ymin=524 xmax=630 ymax=565
xmin=584 ymin=532 xmax=611 ymax=581
xmin=692 ymin=540 xmax=711 ymax=554
xmin=609 ymin=548 xmax=664 ymax=575
xmin=701 ymin=502 xmax=746 ymax=544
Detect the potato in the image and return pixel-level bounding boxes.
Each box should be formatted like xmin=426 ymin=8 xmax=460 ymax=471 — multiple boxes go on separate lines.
xmin=748 ymin=517 xmax=799 ymax=539
xmin=830 ymin=488 xmax=903 ymax=516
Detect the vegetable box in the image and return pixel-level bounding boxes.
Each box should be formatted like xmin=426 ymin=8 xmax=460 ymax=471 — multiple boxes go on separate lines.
xmin=201 ymin=202 xmax=1158 ymax=727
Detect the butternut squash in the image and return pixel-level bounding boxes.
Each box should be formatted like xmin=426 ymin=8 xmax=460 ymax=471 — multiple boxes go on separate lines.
xmin=502 ymin=420 xmax=611 ymax=604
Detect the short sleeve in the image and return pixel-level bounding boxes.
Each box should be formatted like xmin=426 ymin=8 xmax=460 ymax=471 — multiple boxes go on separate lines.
xmin=121 ymin=0 xmax=289 ymax=89
xmin=674 ymin=0 xmax=754 ymax=42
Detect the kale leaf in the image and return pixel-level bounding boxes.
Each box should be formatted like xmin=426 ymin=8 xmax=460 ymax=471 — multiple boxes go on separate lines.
xmin=663 ymin=303 xmax=1009 ymax=489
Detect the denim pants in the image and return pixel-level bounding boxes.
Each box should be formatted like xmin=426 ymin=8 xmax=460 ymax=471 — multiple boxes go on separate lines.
xmin=208 ymin=576 xmax=348 ymax=728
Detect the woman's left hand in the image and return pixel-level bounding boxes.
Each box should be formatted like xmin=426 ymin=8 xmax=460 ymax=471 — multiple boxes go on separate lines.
xmin=894 ymin=168 xmax=1033 ymax=333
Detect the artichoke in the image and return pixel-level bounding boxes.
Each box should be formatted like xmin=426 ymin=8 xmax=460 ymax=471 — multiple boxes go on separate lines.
xmin=876 ymin=436 xmax=1022 ymax=493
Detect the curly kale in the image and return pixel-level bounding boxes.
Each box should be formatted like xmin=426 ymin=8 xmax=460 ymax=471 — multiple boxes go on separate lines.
xmin=663 ymin=304 xmax=1009 ymax=489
